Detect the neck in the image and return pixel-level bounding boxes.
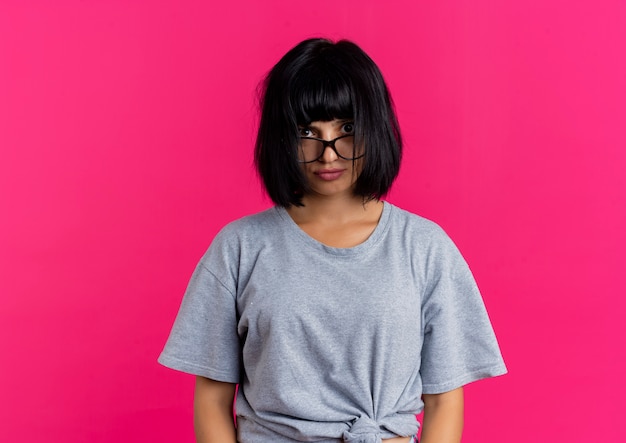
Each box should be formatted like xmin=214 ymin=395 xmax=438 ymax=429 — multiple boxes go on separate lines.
xmin=287 ymin=193 xmax=383 ymax=224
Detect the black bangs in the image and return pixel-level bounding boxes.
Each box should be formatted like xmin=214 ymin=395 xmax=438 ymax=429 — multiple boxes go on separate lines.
xmin=291 ymin=61 xmax=354 ymax=124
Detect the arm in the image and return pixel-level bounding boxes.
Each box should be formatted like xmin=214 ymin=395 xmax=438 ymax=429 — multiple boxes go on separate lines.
xmin=194 ymin=376 xmax=237 ymax=443
xmin=420 ymin=387 xmax=464 ymax=443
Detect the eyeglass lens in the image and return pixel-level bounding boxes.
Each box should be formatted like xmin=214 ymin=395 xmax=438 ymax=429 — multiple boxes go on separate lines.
xmin=299 ymin=136 xmax=362 ymax=162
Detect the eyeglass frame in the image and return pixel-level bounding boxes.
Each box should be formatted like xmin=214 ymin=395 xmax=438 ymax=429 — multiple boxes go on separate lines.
xmin=297 ymin=134 xmax=364 ymax=163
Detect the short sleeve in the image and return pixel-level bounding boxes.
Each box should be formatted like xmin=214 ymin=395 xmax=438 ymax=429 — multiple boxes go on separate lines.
xmin=158 ymin=251 xmax=241 ymax=383
xmin=419 ymin=232 xmax=507 ymax=394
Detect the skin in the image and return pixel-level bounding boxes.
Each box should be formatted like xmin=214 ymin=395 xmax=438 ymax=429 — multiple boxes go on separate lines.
xmin=194 ymin=377 xmax=237 ymax=443
xmin=193 ymin=120 xmax=464 ymax=443
xmin=421 ymin=388 xmax=464 ymax=443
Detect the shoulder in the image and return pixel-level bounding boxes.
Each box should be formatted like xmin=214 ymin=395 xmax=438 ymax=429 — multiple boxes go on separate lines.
xmin=198 ymin=207 xmax=281 ymax=267
xmin=384 ymin=202 xmax=469 ymax=271
xmin=215 ymin=207 xmax=280 ymax=241
xmin=385 ymin=202 xmax=453 ymax=246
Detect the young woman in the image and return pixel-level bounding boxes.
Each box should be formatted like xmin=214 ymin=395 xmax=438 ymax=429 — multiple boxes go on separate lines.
xmin=159 ymin=38 xmax=506 ymax=443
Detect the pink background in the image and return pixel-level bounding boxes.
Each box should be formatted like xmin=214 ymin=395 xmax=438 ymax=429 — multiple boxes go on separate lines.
xmin=1 ymin=1 xmax=625 ymax=442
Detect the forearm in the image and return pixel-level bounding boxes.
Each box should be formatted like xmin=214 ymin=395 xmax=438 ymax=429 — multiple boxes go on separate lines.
xmin=194 ymin=376 xmax=237 ymax=443
xmin=420 ymin=387 xmax=464 ymax=443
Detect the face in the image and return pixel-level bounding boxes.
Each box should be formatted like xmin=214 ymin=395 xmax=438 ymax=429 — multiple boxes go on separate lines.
xmin=297 ymin=119 xmax=363 ymax=200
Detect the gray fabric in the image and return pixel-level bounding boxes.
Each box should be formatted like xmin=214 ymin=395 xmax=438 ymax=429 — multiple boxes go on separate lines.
xmin=159 ymin=202 xmax=507 ymax=442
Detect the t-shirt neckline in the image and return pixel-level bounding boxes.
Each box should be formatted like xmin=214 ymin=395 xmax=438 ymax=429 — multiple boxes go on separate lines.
xmin=274 ymin=201 xmax=393 ymax=256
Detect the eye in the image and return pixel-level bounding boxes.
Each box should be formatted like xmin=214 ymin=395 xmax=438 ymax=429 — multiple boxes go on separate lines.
xmin=298 ymin=127 xmax=313 ymax=137
xmin=341 ymin=122 xmax=355 ymax=134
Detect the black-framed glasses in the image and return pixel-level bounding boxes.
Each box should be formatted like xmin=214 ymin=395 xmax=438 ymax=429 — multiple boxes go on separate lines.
xmin=297 ymin=134 xmax=364 ymax=163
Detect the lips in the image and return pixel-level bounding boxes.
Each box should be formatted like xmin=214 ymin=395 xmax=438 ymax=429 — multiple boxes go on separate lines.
xmin=314 ymin=169 xmax=345 ymax=181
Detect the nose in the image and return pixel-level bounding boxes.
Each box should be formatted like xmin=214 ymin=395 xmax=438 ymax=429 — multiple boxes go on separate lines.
xmin=318 ymin=144 xmax=338 ymax=163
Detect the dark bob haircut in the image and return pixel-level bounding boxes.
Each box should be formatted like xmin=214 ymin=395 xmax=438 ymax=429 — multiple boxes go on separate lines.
xmin=255 ymin=38 xmax=402 ymax=207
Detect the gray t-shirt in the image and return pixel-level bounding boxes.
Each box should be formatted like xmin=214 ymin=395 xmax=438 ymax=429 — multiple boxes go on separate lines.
xmin=159 ymin=202 xmax=506 ymax=443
